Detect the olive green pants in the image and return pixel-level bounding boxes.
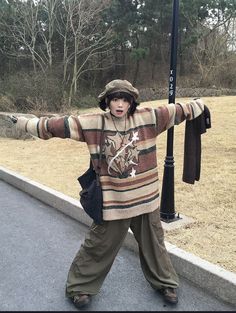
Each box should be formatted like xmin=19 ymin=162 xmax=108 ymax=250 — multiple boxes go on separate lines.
xmin=65 ymin=209 xmax=179 ymax=298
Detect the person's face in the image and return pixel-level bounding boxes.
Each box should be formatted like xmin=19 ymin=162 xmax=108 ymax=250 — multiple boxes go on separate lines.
xmin=109 ymin=97 xmax=130 ymax=118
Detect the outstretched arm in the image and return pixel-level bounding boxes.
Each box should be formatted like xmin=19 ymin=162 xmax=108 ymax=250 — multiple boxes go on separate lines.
xmin=13 ymin=115 xmax=85 ymax=141
xmin=155 ymin=98 xmax=204 ymax=135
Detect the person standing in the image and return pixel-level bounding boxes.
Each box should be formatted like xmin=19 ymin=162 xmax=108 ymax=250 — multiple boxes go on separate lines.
xmin=13 ymin=79 xmax=204 ymax=309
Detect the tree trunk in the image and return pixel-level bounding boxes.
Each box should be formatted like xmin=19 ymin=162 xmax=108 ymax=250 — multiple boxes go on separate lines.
xmin=133 ymin=59 xmax=140 ymax=86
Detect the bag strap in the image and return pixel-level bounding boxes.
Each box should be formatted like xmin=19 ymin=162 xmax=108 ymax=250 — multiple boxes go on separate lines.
xmin=97 ymin=115 xmax=105 ymax=175
xmin=90 ymin=115 xmax=105 ymax=178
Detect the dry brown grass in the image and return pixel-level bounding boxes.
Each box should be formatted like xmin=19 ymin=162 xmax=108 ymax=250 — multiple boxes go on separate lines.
xmin=0 ymin=96 xmax=235 ymax=273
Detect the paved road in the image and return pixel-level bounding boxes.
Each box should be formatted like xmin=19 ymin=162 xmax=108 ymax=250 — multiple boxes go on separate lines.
xmin=0 ymin=180 xmax=235 ymax=311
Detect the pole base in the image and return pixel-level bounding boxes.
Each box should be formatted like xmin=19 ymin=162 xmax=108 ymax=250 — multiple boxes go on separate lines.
xmin=160 ymin=212 xmax=182 ymax=223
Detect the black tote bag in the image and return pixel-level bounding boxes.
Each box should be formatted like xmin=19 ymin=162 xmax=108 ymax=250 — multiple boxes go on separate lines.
xmin=78 ymin=161 xmax=103 ymax=224
xmin=77 ymin=116 xmax=105 ymax=225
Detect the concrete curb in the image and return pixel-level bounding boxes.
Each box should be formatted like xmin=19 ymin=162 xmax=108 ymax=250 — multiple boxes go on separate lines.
xmin=0 ymin=166 xmax=235 ymax=306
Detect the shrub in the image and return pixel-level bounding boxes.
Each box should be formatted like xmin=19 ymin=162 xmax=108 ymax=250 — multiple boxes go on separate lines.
xmin=74 ymin=94 xmax=98 ymax=108
xmin=0 ymin=94 xmax=17 ymax=112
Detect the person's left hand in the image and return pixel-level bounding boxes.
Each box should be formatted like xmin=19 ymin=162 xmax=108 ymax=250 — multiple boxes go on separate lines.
xmin=15 ymin=116 xmax=29 ymax=133
xmin=8 ymin=115 xmax=18 ymax=124
xmin=194 ymin=98 xmax=204 ymax=111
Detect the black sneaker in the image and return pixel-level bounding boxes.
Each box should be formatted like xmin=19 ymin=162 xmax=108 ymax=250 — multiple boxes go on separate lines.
xmin=159 ymin=287 xmax=178 ymax=304
xmin=71 ymin=294 xmax=91 ymax=309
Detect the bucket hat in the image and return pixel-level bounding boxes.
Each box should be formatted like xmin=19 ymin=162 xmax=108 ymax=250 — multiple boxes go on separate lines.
xmin=98 ymin=79 xmax=139 ymax=101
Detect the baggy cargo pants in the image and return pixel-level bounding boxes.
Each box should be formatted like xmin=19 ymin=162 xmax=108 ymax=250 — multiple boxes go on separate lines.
xmin=65 ymin=209 xmax=179 ymax=297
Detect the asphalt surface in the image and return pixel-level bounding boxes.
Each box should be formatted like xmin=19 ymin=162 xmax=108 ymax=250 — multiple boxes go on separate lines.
xmin=0 ymin=179 xmax=235 ymax=311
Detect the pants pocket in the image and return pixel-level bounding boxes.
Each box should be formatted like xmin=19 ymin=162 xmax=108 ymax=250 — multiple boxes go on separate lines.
xmin=148 ymin=209 xmax=165 ymax=245
xmin=90 ymin=222 xmax=107 ymax=234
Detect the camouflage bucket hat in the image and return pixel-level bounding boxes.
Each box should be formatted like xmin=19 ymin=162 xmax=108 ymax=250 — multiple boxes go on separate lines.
xmin=98 ymin=79 xmax=139 ymax=101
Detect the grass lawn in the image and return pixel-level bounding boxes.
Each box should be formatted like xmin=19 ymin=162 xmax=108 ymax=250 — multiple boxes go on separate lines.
xmin=0 ymin=96 xmax=235 ymax=273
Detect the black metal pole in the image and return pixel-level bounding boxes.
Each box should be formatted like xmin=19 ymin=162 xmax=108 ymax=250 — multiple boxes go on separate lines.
xmin=160 ymin=0 xmax=179 ymax=222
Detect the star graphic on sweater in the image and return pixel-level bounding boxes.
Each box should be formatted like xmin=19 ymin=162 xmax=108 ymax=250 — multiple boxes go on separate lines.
xmin=129 ymin=167 xmax=136 ymax=178
xmin=132 ymin=131 xmax=139 ymax=142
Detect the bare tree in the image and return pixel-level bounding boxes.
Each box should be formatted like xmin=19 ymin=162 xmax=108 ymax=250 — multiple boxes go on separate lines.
xmin=226 ymin=17 xmax=236 ymax=52
xmin=38 ymin=0 xmax=60 ymax=69
xmin=56 ymin=1 xmax=71 ymax=84
xmin=56 ymin=0 xmax=114 ymax=105
xmin=192 ymin=27 xmax=230 ymax=85
xmin=0 ymin=1 xmax=44 ymax=73
xmin=0 ymin=0 xmax=60 ymax=74
xmin=183 ymin=7 xmax=236 ymax=86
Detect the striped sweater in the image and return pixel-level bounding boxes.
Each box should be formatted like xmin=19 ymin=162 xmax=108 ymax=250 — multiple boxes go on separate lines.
xmin=23 ymin=99 xmax=204 ymax=221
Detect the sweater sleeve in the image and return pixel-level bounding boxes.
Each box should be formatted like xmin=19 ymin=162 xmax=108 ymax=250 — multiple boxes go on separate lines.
xmin=154 ymin=98 xmax=204 ymax=135
xmin=23 ymin=115 xmax=85 ymax=141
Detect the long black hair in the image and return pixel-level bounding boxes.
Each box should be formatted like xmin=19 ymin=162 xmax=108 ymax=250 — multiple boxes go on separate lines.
xmin=99 ymin=91 xmax=139 ymax=116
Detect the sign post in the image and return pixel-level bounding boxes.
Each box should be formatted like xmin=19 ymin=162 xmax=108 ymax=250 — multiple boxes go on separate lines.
xmin=160 ymin=0 xmax=180 ymax=222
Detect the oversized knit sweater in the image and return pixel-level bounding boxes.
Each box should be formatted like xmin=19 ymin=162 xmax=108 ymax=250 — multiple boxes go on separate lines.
xmin=22 ymin=99 xmax=204 ymax=221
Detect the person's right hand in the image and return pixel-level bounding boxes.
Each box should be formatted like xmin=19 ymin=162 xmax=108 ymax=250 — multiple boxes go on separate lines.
xmin=9 ymin=115 xmax=18 ymax=123
xmin=9 ymin=115 xmax=29 ymax=132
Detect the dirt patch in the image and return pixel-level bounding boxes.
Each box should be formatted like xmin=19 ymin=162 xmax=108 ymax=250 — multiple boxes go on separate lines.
xmin=0 ymin=96 xmax=235 ymax=273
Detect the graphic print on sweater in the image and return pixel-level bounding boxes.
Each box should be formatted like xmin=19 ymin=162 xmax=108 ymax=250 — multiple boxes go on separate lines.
xmin=104 ymin=131 xmax=140 ymax=178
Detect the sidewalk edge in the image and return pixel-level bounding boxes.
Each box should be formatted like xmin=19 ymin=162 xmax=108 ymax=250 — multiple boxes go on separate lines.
xmin=0 ymin=166 xmax=235 ymax=306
